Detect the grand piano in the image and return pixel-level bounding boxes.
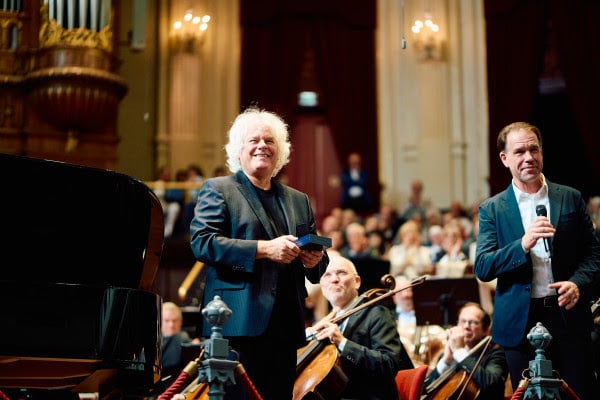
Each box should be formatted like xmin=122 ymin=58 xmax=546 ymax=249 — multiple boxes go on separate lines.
xmin=0 ymin=154 xmax=165 ymax=399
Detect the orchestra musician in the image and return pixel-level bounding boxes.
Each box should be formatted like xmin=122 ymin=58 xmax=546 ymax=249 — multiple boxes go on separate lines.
xmin=423 ymin=302 xmax=508 ymax=400
xmin=306 ymin=255 xmax=414 ymax=399
xmin=393 ymin=275 xmax=446 ymax=368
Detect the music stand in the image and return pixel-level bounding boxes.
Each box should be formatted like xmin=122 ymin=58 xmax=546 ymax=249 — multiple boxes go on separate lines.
xmin=350 ymin=257 xmax=391 ymax=294
xmin=412 ymin=276 xmax=481 ymax=328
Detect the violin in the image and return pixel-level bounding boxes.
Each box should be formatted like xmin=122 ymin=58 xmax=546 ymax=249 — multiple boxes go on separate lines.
xmin=293 ymin=274 xmax=427 ymax=400
xmin=421 ymin=335 xmax=492 ymax=400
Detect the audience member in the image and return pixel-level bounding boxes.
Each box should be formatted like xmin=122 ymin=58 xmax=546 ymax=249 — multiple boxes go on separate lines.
xmin=423 ymin=302 xmax=508 ymax=400
xmin=447 ymin=199 xmax=473 ymax=236
xmin=340 ymin=152 xmax=374 ymax=215
xmin=184 ymin=164 xmax=204 ymax=231
xmin=320 ymin=214 xmax=341 ymax=236
xmin=367 ymin=229 xmax=387 ymax=257
xmin=474 ymin=121 xmax=600 ymax=399
xmin=407 ymin=208 xmax=428 ymax=242
xmin=189 ymin=107 xmax=328 ymax=400
xmin=175 ymin=168 xmax=188 ymax=182
xmin=425 ymin=207 xmax=443 ymax=233
xmin=363 ymin=213 xmax=387 ymax=255
xmin=327 ymin=229 xmax=344 ymax=256
xmin=401 ymin=179 xmax=427 ymax=223
xmin=587 ymin=195 xmax=600 ymax=223
xmin=340 ymin=222 xmax=380 ymax=259
xmin=212 ymin=165 xmax=228 ymax=177
xmin=393 ymin=275 xmax=417 ymax=358
xmin=588 ymin=195 xmax=600 ymax=238
xmin=467 ymin=212 xmax=479 ymax=265
xmin=425 ymin=224 xmax=446 ymax=263
xmin=161 ymin=302 xmax=192 ymax=387
xmin=306 ymin=255 xmax=413 ymax=399
xmin=436 ymin=222 xmax=468 ymax=278
xmin=462 ymin=201 xmax=481 ymax=257
xmin=386 ymin=220 xmax=433 ymax=279
xmin=153 ymin=166 xmax=184 ymax=239
xmin=377 ymin=203 xmax=403 ymax=248
xmin=363 ymin=214 xmax=379 ymax=234
xmin=329 ymin=206 xmax=344 ymax=225
xmin=340 ymin=207 xmax=359 ymax=230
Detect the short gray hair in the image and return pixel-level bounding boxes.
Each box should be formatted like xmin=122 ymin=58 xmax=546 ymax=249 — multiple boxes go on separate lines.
xmin=225 ymin=107 xmax=292 ymax=177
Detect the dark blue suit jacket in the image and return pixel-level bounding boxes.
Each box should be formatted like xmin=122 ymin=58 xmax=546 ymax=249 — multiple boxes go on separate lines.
xmin=190 ymin=171 xmax=328 ymax=343
xmin=340 ymin=168 xmax=372 ymax=211
xmin=474 ymin=180 xmax=600 ymax=347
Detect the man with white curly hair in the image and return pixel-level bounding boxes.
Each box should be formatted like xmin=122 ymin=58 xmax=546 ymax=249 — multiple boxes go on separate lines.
xmin=190 ymin=106 xmax=329 ymax=399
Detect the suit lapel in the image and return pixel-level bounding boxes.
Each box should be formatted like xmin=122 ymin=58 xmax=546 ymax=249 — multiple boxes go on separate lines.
xmin=501 ymin=180 xmax=563 ymax=244
xmin=547 ymin=181 xmax=563 ymax=228
xmin=547 ymin=181 xmax=563 ymax=248
xmin=338 ymin=295 xmax=369 ymax=338
xmin=500 ymin=184 xmax=525 ymax=238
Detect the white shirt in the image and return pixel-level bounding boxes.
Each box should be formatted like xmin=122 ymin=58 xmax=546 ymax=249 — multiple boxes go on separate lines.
xmin=436 ymin=347 xmax=470 ymax=374
xmin=512 ymin=175 xmax=556 ymax=298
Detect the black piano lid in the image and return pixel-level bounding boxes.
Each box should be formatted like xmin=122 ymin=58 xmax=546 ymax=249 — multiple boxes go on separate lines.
xmin=0 ymin=153 xmax=164 ymax=290
xmin=0 ymin=154 xmax=165 ymax=396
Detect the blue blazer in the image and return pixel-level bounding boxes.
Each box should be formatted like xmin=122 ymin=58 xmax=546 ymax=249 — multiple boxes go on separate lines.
xmin=190 ymin=171 xmax=328 ymax=342
xmin=474 ymin=180 xmax=600 ymax=347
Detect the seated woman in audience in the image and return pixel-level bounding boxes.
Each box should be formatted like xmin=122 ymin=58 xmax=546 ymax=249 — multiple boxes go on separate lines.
xmin=436 ymin=221 xmax=468 ymax=277
xmin=385 ymin=220 xmax=434 ymax=279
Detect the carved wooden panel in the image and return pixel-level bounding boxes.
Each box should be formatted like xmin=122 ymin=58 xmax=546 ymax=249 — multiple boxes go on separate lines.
xmin=0 ymin=1 xmax=126 ymax=170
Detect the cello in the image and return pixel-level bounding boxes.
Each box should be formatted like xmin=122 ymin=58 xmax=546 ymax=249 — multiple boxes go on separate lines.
xmin=293 ymin=336 xmax=348 ymax=399
xmin=421 ymin=335 xmax=492 ymax=400
xmin=293 ymin=275 xmax=427 ymax=400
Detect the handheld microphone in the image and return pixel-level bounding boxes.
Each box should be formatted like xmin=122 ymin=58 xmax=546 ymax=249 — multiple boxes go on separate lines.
xmin=535 ymin=204 xmax=552 ymax=255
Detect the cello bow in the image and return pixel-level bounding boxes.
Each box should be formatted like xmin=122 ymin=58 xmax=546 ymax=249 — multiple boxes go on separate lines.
xmin=305 ymin=274 xmax=428 ymax=342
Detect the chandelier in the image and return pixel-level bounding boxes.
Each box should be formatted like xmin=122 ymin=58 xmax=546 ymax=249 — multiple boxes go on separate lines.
xmin=171 ymin=9 xmax=211 ymax=54
xmin=411 ymin=10 xmax=443 ymax=61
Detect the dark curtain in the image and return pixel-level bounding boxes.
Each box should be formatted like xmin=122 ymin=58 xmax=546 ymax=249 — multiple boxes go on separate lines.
xmin=240 ymin=0 xmax=379 ymax=208
xmin=484 ymin=0 xmax=548 ymax=194
xmin=485 ymin=0 xmax=600 ymax=197
xmin=552 ymin=0 xmax=600 ymax=197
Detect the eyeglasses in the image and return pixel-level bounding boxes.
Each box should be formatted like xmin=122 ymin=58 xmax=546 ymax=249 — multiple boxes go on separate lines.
xmin=458 ymin=319 xmax=481 ymax=327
